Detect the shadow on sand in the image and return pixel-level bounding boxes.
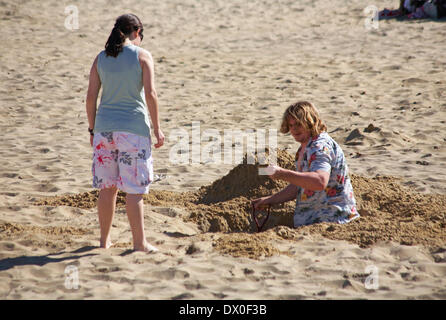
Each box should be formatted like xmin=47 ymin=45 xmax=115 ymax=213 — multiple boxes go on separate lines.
xmin=0 ymin=246 xmax=98 ymax=272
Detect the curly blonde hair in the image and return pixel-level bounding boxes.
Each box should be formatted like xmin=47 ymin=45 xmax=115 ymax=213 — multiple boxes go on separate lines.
xmin=280 ymin=101 xmax=327 ymax=137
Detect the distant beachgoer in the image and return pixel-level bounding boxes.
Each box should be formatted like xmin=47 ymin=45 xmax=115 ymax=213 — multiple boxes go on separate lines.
xmin=421 ymin=0 xmax=446 ymax=18
xmin=379 ymin=0 xmax=425 ymax=18
xmin=380 ymin=0 xmax=446 ymax=19
xmin=404 ymin=0 xmax=446 ymax=19
xmin=399 ymin=0 xmax=427 ymax=15
xmin=252 ymin=101 xmax=359 ymax=227
xmin=85 ymin=14 xmax=164 ymax=253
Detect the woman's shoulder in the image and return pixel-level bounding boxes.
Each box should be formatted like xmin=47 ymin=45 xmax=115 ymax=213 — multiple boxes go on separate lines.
xmin=136 ymin=47 xmax=154 ymax=70
xmin=311 ymin=132 xmax=332 ymax=145
xmin=137 ymin=47 xmax=153 ymax=60
xmin=307 ymin=132 xmax=336 ymax=152
xmin=95 ymin=50 xmax=107 ymax=62
xmin=94 ymin=51 xmax=105 ymax=67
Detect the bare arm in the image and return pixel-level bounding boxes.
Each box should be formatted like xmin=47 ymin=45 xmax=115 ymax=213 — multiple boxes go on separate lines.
xmin=252 ymin=184 xmax=298 ymax=209
xmin=252 ymin=166 xmax=329 ymax=209
xmin=86 ymin=56 xmax=101 ymax=145
xmin=268 ymin=183 xmax=299 ymax=204
xmin=272 ymin=168 xmax=329 ymax=191
xmin=139 ymin=49 xmax=164 ymax=148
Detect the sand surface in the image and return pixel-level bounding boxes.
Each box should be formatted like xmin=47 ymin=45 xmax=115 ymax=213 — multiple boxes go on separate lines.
xmin=0 ymin=0 xmax=445 ymax=300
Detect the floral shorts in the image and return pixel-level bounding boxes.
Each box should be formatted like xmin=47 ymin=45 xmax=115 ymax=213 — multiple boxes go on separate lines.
xmin=92 ymin=132 xmax=153 ymax=194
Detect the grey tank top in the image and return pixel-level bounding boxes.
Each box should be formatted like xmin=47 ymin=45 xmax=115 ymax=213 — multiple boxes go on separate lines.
xmin=94 ymin=44 xmax=151 ymax=137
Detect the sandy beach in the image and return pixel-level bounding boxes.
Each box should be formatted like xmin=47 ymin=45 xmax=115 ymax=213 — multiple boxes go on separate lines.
xmin=0 ymin=0 xmax=445 ymax=300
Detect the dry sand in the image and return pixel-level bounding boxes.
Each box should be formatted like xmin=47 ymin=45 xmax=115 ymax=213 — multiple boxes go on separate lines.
xmin=0 ymin=0 xmax=445 ymax=300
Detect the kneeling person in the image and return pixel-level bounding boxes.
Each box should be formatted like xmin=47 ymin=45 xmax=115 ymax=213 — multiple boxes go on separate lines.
xmin=252 ymin=101 xmax=359 ymax=227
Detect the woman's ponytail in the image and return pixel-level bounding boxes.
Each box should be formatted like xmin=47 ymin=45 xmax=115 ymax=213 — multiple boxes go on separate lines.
xmin=105 ymin=14 xmax=143 ymax=58
xmin=105 ymin=26 xmax=126 ymax=57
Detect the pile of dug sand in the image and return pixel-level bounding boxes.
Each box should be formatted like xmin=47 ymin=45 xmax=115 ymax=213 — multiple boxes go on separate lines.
xmin=35 ymin=149 xmax=446 ymax=258
xmin=196 ymin=148 xmax=295 ymax=204
xmin=187 ymin=149 xmax=296 ymax=234
xmin=319 ymin=173 xmax=446 ymax=248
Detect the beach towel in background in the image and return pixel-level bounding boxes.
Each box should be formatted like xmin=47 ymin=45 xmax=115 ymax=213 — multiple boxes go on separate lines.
xmin=410 ymin=0 xmax=446 ymax=18
xmin=379 ymin=0 xmax=446 ymax=19
xmin=379 ymin=8 xmax=402 ymax=19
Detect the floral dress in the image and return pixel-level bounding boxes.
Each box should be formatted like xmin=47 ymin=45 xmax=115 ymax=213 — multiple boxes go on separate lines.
xmin=293 ymin=132 xmax=359 ymax=227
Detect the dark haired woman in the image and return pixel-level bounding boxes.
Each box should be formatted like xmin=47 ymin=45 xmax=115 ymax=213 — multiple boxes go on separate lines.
xmin=86 ymin=14 xmax=164 ymax=253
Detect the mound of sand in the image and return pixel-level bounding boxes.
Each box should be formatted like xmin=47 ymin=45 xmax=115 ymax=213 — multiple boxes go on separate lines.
xmin=34 ymin=149 xmax=446 ymax=258
xmin=196 ymin=149 xmax=295 ymax=204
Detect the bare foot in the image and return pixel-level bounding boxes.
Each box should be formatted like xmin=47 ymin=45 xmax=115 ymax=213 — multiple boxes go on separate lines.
xmin=100 ymin=238 xmax=113 ymax=249
xmin=134 ymin=241 xmax=159 ymax=253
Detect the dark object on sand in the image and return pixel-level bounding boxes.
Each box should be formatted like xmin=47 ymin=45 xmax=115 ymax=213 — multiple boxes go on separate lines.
xmin=252 ymin=204 xmax=271 ymax=232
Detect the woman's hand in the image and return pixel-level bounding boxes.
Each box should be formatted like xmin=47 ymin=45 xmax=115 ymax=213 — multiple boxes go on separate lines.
xmin=251 ymin=196 xmax=272 ymax=210
xmin=90 ymin=134 xmax=94 ymax=147
xmin=154 ymin=128 xmax=165 ymax=148
xmin=264 ymin=165 xmax=282 ymax=180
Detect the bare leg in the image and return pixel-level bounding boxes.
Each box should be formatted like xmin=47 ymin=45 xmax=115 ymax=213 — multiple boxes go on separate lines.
xmin=97 ymin=186 xmax=118 ymax=248
xmin=126 ymin=193 xmax=158 ymax=253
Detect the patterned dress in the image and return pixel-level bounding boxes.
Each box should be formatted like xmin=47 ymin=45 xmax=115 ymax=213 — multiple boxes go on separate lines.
xmin=293 ymin=132 xmax=359 ymax=227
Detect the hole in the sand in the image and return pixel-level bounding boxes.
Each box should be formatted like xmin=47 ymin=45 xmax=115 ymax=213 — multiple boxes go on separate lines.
xmin=33 ymin=149 xmax=446 ymax=254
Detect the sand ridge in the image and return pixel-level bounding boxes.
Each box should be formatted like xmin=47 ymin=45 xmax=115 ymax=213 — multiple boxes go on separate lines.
xmin=34 ymin=150 xmax=446 ymax=256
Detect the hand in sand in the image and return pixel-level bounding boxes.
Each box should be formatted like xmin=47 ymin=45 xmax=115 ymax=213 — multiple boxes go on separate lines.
xmin=251 ymin=196 xmax=272 ymax=210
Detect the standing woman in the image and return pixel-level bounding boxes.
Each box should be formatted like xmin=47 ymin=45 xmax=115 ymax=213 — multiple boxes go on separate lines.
xmin=86 ymin=14 xmax=164 ymax=253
